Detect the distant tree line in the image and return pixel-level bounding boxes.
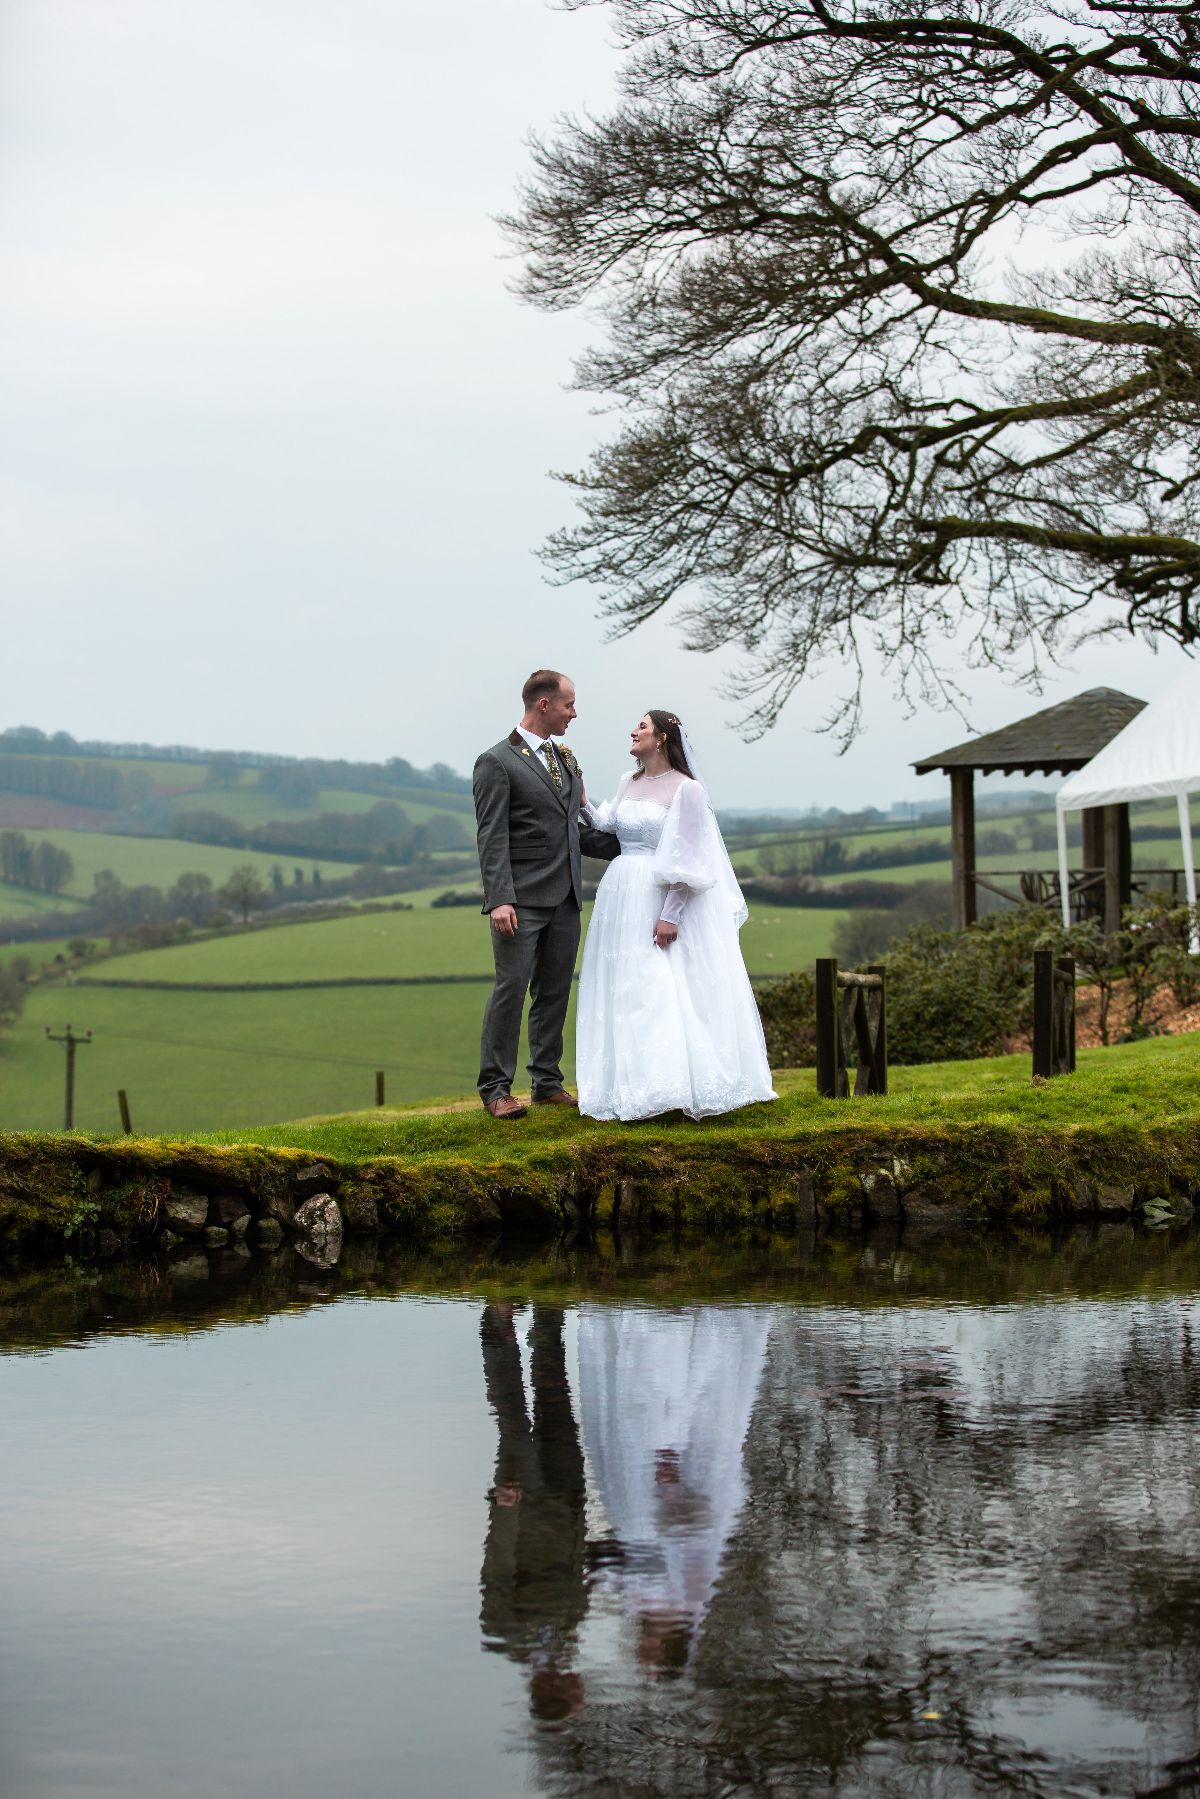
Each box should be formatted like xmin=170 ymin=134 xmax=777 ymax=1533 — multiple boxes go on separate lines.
xmin=0 ymin=753 xmax=153 ymax=812
xmin=0 ymin=727 xmax=470 ymax=797
xmin=0 ymin=851 xmax=454 ymax=946
xmin=170 ymin=801 xmax=470 ymax=864
xmin=0 ymin=830 xmax=75 ymax=894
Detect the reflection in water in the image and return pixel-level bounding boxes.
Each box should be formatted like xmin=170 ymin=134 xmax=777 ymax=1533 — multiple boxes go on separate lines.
xmin=513 ymin=1298 xmax=1200 ymax=1798
xmin=3 ymin=1235 xmax=1200 ymax=1795
xmin=480 ymin=1305 xmax=588 ymax=1720
xmin=577 ymin=1305 xmax=772 ymax=1675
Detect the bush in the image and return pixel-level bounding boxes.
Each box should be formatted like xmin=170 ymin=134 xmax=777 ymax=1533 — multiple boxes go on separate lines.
xmin=755 ymin=970 xmax=817 ymax=1068
xmin=755 ymin=905 xmax=1069 ymax=1067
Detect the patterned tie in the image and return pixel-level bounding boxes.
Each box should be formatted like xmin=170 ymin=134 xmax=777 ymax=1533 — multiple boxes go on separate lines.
xmin=543 ymin=742 xmax=563 ymax=791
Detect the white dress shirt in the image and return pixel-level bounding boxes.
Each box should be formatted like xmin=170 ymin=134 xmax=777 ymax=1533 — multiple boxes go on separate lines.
xmin=515 ymin=724 xmax=560 ymax=768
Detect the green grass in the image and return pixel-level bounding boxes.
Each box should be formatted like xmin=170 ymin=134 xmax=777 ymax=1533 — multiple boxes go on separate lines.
xmin=67 ymin=900 xmax=844 ymax=985
xmin=1 ymin=901 xmax=844 ymax=1132
xmin=3 ymin=1031 xmax=1196 ymax=1246
xmin=0 ymin=981 xmax=499 ymax=1133
xmin=205 ymin=1031 xmax=1200 ymax=1160
xmin=4 ymin=830 xmax=349 ymax=903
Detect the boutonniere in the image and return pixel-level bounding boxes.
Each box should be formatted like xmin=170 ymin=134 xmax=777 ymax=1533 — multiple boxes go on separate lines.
xmin=557 ymin=743 xmax=581 ymax=777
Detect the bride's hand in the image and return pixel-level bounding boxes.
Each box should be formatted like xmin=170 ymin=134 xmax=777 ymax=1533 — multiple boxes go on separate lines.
xmin=653 ymin=919 xmax=678 ymax=949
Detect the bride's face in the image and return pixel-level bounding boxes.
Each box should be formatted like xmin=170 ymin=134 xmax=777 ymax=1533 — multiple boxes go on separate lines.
xmin=630 ymin=715 xmax=663 ymax=761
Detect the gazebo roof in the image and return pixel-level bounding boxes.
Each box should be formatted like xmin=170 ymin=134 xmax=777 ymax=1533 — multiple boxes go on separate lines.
xmin=913 ymin=687 xmax=1146 ymax=778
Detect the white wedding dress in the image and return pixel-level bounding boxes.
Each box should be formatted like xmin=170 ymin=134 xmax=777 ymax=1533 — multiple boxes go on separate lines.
xmin=578 ymin=770 xmax=776 ymax=1121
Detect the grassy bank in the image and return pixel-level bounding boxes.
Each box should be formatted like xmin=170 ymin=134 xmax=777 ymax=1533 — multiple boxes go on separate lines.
xmin=1 ymin=1036 xmax=1197 ymax=1247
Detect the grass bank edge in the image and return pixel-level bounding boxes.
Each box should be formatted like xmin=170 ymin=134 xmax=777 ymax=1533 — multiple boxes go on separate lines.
xmin=2 ymin=1036 xmax=1197 ymax=1243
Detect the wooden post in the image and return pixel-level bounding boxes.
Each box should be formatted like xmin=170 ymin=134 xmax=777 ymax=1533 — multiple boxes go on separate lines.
xmin=45 ymin=1024 xmax=92 ymax=1131
xmin=1060 ymin=957 xmax=1076 ymax=1074
xmin=375 ymin=1070 xmax=385 ymax=1107
xmin=1032 ymin=949 xmax=1053 ymax=1079
xmin=949 ymin=768 xmax=977 ymax=929
xmin=1103 ymin=803 xmax=1132 ymax=934
xmin=815 ymin=959 xmax=842 ymax=1098
xmin=1082 ymin=806 xmax=1105 ymax=874
xmin=1033 ymin=952 xmax=1075 ymax=1078
xmin=117 ymin=1089 xmax=132 ymax=1135
xmin=868 ymin=964 xmax=887 ymax=1096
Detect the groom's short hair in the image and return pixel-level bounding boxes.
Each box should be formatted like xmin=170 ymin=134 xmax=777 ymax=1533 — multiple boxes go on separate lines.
xmin=522 ymin=668 xmax=567 ymax=707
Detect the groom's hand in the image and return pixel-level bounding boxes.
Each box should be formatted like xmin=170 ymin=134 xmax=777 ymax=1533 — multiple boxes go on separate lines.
xmin=491 ymin=904 xmax=519 ymax=937
xmin=653 ymin=920 xmax=678 ymax=949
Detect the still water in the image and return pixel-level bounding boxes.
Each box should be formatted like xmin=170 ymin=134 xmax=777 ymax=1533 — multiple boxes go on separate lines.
xmin=3 ymin=1232 xmax=1200 ymax=1798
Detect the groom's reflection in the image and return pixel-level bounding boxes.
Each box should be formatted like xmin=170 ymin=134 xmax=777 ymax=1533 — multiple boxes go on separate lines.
xmin=479 ymin=1302 xmax=588 ymax=1720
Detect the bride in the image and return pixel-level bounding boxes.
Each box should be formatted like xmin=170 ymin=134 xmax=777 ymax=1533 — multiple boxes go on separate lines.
xmin=577 ymin=711 xmax=776 ymax=1122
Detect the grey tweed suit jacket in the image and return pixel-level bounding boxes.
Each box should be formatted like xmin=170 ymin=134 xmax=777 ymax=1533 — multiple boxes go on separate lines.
xmin=474 ymin=730 xmax=618 ymax=913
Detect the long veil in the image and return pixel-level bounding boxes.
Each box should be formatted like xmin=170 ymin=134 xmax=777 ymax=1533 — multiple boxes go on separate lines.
xmin=678 ymin=726 xmax=749 ymax=929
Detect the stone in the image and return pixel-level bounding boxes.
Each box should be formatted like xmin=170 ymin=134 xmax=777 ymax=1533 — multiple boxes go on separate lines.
xmin=228 ymin=1212 xmax=250 ymax=1238
xmin=259 ymin=1188 xmax=297 ymax=1227
xmin=1067 ymin=1177 xmax=1095 ymax=1216
xmin=794 ymin=1170 xmax=817 ymax=1227
xmin=295 ymin=1237 xmax=342 ymax=1269
xmin=859 ymin=1168 xmax=902 ymax=1222
xmin=291 ymin=1192 xmax=343 ymax=1250
xmin=210 ymin=1193 xmax=252 ymax=1230
xmin=168 ymin=1253 xmax=209 ymax=1283
xmin=1096 ymin=1183 xmax=1135 ymax=1217
xmin=901 ymin=1188 xmax=972 ymax=1228
xmin=340 ymin=1188 xmax=379 ymax=1233
xmin=293 ymin=1163 xmax=338 ymax=1200
xmin=203 ymin=1225 xmax=229 ymax=1247
xmin=163 ymin=1194 xmax=208 ymax=1236
xmin=96 ymin=1229 xmax=120 ymax=1256
xmin=157 ymin=1229 xmax=183 ymax=1250
xmin=251 ymin=1217 xmax=284 ymax=1248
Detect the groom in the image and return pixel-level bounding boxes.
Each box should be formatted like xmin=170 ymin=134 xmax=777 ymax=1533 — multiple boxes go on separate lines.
xmin=474 ymin=669 xmax=618 ymax=1119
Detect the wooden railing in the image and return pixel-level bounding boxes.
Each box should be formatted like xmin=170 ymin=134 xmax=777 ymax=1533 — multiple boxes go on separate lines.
xmin=1032 ymin=951 xmax=1075 ymax=1080
xmin=973 ymin=866 xmax=1190 ymax=920
xmin=815 ymin=959 xmax=887 ymax=1098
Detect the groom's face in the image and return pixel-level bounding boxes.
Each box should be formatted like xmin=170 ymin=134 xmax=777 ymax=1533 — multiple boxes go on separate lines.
xmin=541 ymin=680 xmax=577 ymax=738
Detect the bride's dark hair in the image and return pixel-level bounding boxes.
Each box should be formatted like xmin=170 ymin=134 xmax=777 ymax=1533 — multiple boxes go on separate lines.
xmin=632 ymin=710 xmax=694 ymax=779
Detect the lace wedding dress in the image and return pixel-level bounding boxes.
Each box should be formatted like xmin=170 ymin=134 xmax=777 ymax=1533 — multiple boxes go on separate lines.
xmin=577 ymin=770 xmax=777 ymax=1121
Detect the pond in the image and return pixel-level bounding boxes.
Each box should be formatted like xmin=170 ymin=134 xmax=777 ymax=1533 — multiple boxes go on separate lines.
xmin=2 ymin=1230 xmax=1200 ymax=1798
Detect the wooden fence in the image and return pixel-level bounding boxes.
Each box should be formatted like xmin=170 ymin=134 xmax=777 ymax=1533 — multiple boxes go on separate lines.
xmin=1032 ymin=951 xmax=1075 ymax=1079
xmin=815 ymin=960 xmax=887 ymax=1098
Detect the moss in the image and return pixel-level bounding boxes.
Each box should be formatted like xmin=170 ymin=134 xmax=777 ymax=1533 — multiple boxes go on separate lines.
xmin=2 ymin=1034 xmax=1199 ymax=1245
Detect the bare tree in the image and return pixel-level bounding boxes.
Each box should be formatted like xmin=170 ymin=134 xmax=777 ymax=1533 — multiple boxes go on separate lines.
xmin=509 ymin=0 xmax=1200 ymax=739
xmin=219 ymin=864 xmax=266 ymax=926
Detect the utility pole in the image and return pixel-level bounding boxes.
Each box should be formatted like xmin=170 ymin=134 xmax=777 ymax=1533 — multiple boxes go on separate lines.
xmin=45 ymin=1024 xmax=92 ymax=1131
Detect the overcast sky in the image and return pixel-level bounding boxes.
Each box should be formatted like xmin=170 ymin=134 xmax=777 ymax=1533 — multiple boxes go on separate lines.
xmin=0 ymin=0 xmax=1187 ymax=809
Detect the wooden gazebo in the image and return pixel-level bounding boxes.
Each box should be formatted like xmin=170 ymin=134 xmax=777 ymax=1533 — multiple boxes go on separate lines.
xmin=913 ymin=688 xmax=1146 ymax=932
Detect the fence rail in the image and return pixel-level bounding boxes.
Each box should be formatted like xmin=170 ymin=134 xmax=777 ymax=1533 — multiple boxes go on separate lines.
xmin=815 ymin=959 xmax=887 ymax=1098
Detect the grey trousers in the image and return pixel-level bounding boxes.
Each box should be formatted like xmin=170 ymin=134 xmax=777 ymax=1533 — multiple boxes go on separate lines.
xmin=478 ymin=898 xmax=581 ymax=1102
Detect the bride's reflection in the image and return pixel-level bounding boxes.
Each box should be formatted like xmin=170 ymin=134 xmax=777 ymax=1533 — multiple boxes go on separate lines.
xmin=577 ymin=1303 xmax=774 ymax=1676
xmin=479 ymin=1298 xmax=774 ymax=1717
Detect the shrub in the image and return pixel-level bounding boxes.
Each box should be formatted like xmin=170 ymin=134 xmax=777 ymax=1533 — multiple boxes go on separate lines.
xmin=755 ymin=969 xmax=817 ymax=1068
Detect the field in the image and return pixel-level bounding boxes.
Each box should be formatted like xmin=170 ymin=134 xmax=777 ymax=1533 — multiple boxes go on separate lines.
xmin=0 ymin=901 xmax=846 ymax=1132
xmin=1 ymin=829 xmax=351 ymax=906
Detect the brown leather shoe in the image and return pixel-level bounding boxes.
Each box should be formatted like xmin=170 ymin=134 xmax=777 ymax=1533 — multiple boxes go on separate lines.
xmin=483 ymin=1095 xmax=528 ymax=1120
xmin=532 ymin=1090 xmax=578 ymax=1107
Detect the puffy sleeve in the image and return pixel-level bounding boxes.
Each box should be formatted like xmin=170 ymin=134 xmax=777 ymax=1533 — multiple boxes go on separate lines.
xmin=652 ymin=778 xmax=748 ymax=929
xmin=583 ymin=771 xmax=633 ymax=831
xmin=651 ymin=778 xmax=721 ymax=893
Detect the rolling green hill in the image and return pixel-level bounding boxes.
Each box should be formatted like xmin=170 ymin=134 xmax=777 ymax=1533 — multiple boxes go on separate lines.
xmin=1 ymin=830 xmax=351 ymax=907
xmin=1 ymin=900 xmax=845 ymax=1131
